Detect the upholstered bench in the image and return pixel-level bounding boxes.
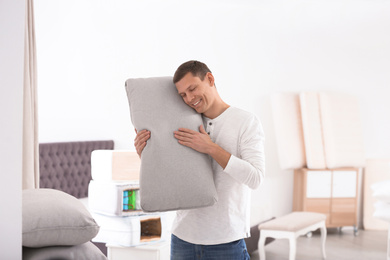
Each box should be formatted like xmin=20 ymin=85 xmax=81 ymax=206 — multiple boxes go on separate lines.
xmin=258 ymin=211 xmax=327 ymax=260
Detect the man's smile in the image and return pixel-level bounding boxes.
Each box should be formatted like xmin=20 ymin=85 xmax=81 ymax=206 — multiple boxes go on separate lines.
xmin=193 ymin=99 xmax=202 ymax=107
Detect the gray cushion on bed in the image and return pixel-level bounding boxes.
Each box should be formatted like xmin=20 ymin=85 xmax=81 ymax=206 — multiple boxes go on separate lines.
xmin=23 ymin=242 xmax=107 ymax=260
xmin=23 ymin=189 xmax=100 ymax=247
xmin=125 ymin=76 xmax=218 ymax=212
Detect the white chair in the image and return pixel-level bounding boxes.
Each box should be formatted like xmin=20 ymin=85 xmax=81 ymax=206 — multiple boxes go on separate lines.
xmin=258 ymin=211 xmax=327 ymax=260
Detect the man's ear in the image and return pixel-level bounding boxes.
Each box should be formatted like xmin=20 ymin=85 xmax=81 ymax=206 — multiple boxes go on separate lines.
xmin=206 ymin=72 xmax=215 ymax=87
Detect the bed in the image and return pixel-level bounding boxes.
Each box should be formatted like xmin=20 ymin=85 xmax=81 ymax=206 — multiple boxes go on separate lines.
xmin=22 ymin=140 xmax=114 ymax=259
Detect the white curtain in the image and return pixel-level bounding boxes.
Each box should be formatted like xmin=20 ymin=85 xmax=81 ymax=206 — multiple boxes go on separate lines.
xmin=23 ymin=0 xmax=39 ymax=190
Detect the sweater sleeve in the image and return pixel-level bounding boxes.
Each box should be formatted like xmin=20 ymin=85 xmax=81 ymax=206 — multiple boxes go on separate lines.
xmin=223 ymin=115 xmax=265 ymax=189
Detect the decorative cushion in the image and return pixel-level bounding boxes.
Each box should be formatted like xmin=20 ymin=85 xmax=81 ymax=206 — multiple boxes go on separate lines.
xmin=22 ymin=189 xmax=100 ymax=247
xmin=124 ymin=76 xmax=218 ymax=212
xmin=258 ymin=212 xmax=326 ymax=232
xmin=22 ymin=241 xmax=107 ymax=260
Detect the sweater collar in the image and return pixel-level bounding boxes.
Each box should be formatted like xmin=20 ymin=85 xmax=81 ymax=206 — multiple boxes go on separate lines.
xmin=203 ymin=106 xmax=233 ymax=123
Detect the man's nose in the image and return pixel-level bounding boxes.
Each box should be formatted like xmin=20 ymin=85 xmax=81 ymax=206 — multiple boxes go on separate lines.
xmin=186 ymin=92 xmax=194 ymax=103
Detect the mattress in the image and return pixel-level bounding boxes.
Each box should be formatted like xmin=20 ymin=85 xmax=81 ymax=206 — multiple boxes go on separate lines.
xmin=271 ymin=93 xmax=306 ymax=170
xmin=92 ymin=212 xmax=175 ymax=247
xmin=373 ymin=201 xmax=390 ymax=223
xmin=88 ymin=180 xmax=142 ymax=216
xmin=364 ymin=160 xmax=390 ymax=230
xmin=91 ymin=150 xmax=140 ymax=182
xmin=299 ymin=92 xmax=326 ymax=169
xmin=372 ymin=179 xmax=390 ymax=224
xmin=319 ymin=92 xmax=365 ymax=168
xmin=80 ymin=198 xmax=176 ymax=247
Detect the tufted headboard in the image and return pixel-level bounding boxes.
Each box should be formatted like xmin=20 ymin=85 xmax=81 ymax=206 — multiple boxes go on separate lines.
xmin=39 ymin=140 xmax=114 ymax=198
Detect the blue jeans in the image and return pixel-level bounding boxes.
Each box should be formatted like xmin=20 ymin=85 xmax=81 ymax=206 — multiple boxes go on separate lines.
xmin=170 ymin=234 xmax=250 ymax=260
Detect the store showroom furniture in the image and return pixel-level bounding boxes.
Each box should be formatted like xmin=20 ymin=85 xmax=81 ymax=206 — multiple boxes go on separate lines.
xmin=258 ymin=211 xmax=327 ymax=260
xmin=88 ymin=150 xmax=175 ymax=260
xmin=272 ymin=91 xmax=365 ymax=234
xmin=293 ymin=167 xmax=359 ymax=235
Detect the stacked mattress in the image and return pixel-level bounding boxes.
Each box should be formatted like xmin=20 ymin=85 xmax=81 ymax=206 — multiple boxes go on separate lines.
xmin=272 ymin=91 xmax=365 ymax=170
xmin=87 ymin=150 xmax=175 ymax=247
xmin=89 ymin=181 xmax=142 ymax=216
xmin=371 ymin=179 xmax=390 ymax=260
xmin=363 ymin=159 xmax=390 ymax=230
xmin=372 ymin=180 xmax=390 ymax=223
xmin=271 ymin=93 xmax=306 ymax=170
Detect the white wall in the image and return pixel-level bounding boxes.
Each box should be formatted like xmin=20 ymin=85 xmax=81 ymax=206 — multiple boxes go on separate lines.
xmin=35 ymin=0 xmax=390 ymax=225
xmin=0 ymin=0 xmax=25 ymax=258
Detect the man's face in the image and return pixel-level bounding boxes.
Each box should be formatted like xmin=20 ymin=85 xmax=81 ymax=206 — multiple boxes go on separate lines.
xmin=175 ymin=72 xmax=214 ymax=114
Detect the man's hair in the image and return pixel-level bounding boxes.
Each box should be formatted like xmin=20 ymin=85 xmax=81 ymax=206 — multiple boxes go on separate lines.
xmin=173 ymin=60 xmax=212 ymax=84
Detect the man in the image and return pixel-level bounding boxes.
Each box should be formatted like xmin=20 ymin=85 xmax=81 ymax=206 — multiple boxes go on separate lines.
xmin=134 ymin=60 xmax=265 ymax=260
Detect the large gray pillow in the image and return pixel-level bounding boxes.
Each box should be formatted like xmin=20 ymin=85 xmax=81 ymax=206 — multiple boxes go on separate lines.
xmin=125 ymin=76 xmax=218 ymax=212
xmin=22 ymin=242 xmax=107 ymax=260
xmin=23 ymin=189 xmax=100 ymax=247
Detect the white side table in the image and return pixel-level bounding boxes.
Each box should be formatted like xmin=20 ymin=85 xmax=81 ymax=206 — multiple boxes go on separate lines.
xmin=107 ymin=241 xmax=170 ymax=260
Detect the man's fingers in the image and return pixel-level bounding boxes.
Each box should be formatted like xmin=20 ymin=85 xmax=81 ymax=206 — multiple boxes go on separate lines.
xmin=139 ymin=132 xmax=150 ymax=142
xmin=199 ymin=125 xmax=207 ymax=134
xmin=175 ymin=136 xmax=192 ymax=143
xmin=134 ymin=130 xmax=150 ymax=154
xmin=177 ymin=128 xmax=198 ymax=134
xmin=177 ymin=140 xmax=192 ymax=148
xmin=136 ymin=129 xmax=149 ymax=135
xmin=138 ymin=142 xmax=146 ymax=151
xmin=174 ymin=131 xmax=194 ymax=139
xmin=135 ymin=137 xmax=148 ymax=158
xmin=135 ymin=130 xmax=150 ymax=141
xmin=133 ymin=130 xmax=150 ymax=159
xmin=136 ymin=143 xmax=146 ymax=158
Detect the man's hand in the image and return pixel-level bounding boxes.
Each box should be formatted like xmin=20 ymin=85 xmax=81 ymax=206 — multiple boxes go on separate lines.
xmin=134 ymin=129 xmax=150 ymax=158
xmin=174 ymin=125 xmax=214 ymax=154
xmin=174 ymin=125 xmax=231 ymax=169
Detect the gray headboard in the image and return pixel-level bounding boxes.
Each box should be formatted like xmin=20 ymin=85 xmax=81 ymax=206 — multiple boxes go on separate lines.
xmin=39 ymin=140 xmax=114 ymax=198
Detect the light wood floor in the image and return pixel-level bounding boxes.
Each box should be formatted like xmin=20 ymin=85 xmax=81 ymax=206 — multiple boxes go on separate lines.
xmin=250 ymin=228 xmax=388 ymax=260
